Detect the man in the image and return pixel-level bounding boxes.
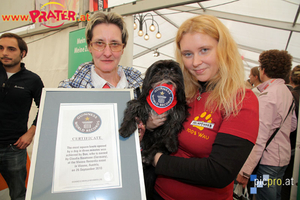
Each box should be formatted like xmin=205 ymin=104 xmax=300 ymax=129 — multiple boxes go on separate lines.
xmin=0 ymin=33 xmax=44 ymax=200
xmin=237 ymin=49 xmax=297 ymax=200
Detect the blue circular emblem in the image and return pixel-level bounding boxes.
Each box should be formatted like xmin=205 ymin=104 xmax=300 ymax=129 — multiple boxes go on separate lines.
xmin=150 ymin=86 xmax=174 ymax=108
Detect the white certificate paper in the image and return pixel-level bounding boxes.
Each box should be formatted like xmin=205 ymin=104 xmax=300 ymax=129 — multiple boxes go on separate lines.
xmin=52 ymin=103 xmax=122 ymax=193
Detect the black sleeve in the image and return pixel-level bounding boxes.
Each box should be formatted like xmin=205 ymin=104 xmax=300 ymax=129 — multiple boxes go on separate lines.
xmin=32 ymin=76 xmax=44 ymax=126
xmin=155 ymin=132 xmax=254 ymax=188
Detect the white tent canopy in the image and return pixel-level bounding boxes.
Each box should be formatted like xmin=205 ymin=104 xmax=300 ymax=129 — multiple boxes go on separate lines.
xmin=131 ymin=0 xmax=300 ymax=79
xmin=1 ymin=0 xmax=299 ymax=78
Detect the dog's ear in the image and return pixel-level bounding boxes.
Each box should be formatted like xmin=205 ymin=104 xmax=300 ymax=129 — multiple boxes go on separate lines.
xmin=169 ymin=61 xmax=186 ymax=104
xmin=140 ymin=61 xmax=162 ymax=99
xmin=119 ymin=100 xmax=140 ymax=138
xmin=142 ymin=62 xmax=156 ymax=91
xmin=176 ymin=86 xmax=186 ymax=104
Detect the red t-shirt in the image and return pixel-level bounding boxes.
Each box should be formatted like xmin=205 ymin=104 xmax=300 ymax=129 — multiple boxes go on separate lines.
xmin=155 ymin=89 xmax=258 ymax=200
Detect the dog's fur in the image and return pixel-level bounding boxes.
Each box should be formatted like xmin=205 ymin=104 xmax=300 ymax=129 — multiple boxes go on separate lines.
xmin=119 ymin=60 xmax=189 ymax=199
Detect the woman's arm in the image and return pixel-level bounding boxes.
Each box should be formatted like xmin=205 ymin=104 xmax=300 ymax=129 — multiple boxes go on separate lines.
xmin=154 ymin=133 xmax=254 ymax=188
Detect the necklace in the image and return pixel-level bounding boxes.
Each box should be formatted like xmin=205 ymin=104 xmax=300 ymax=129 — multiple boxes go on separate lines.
xmin=197 ymin=82 xmax=208 ymax=101
xmin=197 ymin=93 xmax=201 ymax=101
xmin=197 ymin=87 xmax=202 ymax=101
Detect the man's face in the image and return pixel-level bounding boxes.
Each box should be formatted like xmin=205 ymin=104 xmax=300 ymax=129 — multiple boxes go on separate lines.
xmin=0 ymin=37 xmax=23 ymax=69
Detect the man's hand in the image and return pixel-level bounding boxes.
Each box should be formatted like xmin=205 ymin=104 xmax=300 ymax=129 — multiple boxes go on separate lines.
xmin=14 ymin=125 xmax=36 ymax=149
xmin=236 ymin=173 xmax=249 ymax=188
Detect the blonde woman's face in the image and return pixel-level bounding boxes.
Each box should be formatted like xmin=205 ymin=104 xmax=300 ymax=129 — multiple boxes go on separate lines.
xmin=180 ymin=32 xmax=219 ymax=82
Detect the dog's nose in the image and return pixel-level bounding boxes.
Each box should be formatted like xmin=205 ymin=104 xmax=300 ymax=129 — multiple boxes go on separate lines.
xmin=162 ymin=69 xmax=171 ymax=74
xmin=163 ymin=75 xmax=170 ymax=80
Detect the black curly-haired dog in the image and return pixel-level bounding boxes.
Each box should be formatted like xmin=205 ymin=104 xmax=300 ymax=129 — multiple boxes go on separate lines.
xmin=119 ymin=59 xmax=189 ymax=199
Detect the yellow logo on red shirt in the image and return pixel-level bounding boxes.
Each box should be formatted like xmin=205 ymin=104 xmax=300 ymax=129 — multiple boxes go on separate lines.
xmin=191 ymin=111 xmax=214 ymax=131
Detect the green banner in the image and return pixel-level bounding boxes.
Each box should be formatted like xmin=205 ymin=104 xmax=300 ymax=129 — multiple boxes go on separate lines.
xmin=68 ymin=28 xmax=92 ymax=78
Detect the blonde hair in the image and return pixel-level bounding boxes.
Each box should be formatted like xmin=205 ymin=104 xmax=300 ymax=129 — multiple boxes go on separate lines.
xmin=175 ymin=15 xmax=245 ymax=118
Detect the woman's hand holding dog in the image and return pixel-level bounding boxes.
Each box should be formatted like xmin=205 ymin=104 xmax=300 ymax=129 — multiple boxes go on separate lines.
xmin=136 ymin=113 xmax=167 ymax=142
xmin=146 ymin=113 xmax=167 ymax=130
xmin=153 ymin=152 xmax=163 ymax=167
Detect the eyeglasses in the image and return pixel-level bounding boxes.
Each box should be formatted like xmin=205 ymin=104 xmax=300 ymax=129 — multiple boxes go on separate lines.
xmin=90 ymin=41 xmax=124 ymax=52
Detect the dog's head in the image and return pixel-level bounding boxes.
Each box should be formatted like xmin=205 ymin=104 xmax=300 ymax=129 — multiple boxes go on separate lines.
xmin=140 ymin=60 xmax=186 ymax=104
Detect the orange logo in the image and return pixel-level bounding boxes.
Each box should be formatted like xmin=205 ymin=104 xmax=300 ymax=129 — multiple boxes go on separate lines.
xmin=28 ymin=2 xmax=89 ymax=28
xmin=193 ymin=111 xmax=213 ymax=131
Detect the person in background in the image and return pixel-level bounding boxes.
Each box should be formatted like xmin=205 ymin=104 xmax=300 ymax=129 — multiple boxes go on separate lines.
xmin=284 ymin=70 xmax=294 ymax=91
xmin=249 ymin=66 xmax=262 ymax=97
xmin=148 ymin=15 xmax=259 ymax=200
xmin=289 ymin=65 xmax=300 ymax=117
xmin=237 ymin=50 xmax=296 ymax=200
xmin=58 ymin=12 xmax=143 ymax=99
xmin=281 ymin=65 xmax=300 ymax=200
xmin=0 ymin=33 xmax=44 ymax=200
xmin=245 ymin=79 xmax=253 ymax=89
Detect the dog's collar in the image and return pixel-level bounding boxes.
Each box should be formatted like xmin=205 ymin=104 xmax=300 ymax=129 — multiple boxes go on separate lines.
xmin=146 ymin=83 xmax=177 ymax=115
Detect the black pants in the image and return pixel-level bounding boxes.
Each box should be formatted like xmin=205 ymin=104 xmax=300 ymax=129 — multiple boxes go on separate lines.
xmin=281 ymin=155 xmax=294 ymax=200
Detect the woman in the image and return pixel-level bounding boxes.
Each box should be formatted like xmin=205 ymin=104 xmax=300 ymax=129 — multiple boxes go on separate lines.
xmin=245 ymin=79 xmax=253 ymax=89
xmin=289 ymin=65 xmax=300 ymax=117
xmin=58 ymin=12 xmax=143 ymax=98
xmin=249 ymin=66 xmax=262 ymax=96
xmin=59 ymin=12 xmax=163 ymax=139
xmin=151 ymin=15 xmax=259 ymax=200
xmin=237 ymin=50 xmax=296 ymax=200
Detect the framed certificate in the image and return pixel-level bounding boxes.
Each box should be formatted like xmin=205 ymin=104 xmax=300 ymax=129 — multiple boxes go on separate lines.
xmin=26 ymin=88 xmax=145 ymax=200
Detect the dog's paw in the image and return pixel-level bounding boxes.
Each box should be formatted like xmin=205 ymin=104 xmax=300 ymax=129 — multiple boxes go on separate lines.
xmin=142 ymin=153 xmax=153 ymax=166
xmin=119 ymin=131 xmax=131 ymax=138
xmin=119 ymin=128 xmax=135 ymax=138
xmin=166 ymin=142 xmax=178 ymax=153
xmin=142 ymin=156 xmax=150 ymax=165
xmin=119 ymin=122 xmax=137 ymax=138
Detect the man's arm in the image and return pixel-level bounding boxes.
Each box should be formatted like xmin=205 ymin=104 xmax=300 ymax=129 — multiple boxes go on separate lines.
xmin=16 ymin=74 xmax=44 ymax=149
xmin=14 ymin=125 xmax=36 ymax=149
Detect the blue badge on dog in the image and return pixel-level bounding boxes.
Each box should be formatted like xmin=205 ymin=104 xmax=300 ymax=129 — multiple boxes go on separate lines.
xmin=146 ymin=83 xmax=177 ymax=115
xmin=150 ymin=85 xmax=174 ymax=108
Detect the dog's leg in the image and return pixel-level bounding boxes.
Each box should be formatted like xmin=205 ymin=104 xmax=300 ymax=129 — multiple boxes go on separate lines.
xmin=142 ymin=142 xmax=163 ymax=166
xmin=163 ymin=129 xmax=179 ymax=153
xmin=143 ymin=164 xmax=157 ymax=200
